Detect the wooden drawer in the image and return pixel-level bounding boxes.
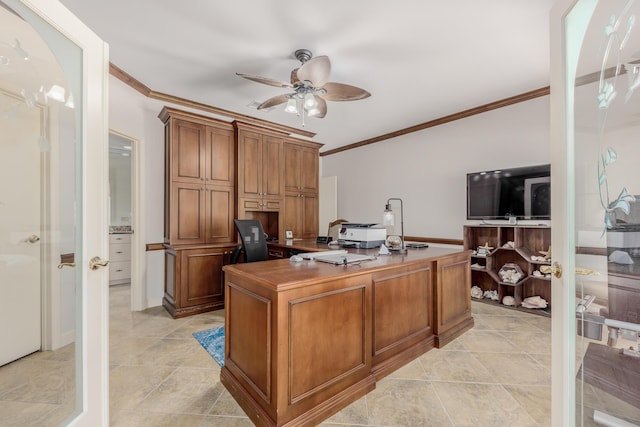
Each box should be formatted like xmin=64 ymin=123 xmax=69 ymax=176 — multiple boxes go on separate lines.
xmin=110 ymin=261 xmax=131 ymax=281
xmin=240 ymin=198 xmax=281 ymax=212
xmin=109 ymin=233 xmax=131 ymax=244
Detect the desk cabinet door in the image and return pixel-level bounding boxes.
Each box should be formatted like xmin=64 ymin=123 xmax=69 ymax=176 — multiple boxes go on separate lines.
xmin=178 ymin=248 xmax=228 ymax=309
xmin=285 ymin=193 xmax=318 ymax=239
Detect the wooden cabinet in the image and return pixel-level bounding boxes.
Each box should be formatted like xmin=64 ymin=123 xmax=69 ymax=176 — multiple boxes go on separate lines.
xmin=463 ymin=225 xmax=551 ymax=315
xmin=235 ymin=123 xmax=285 ymax=202
xmin=234 ymin=122 xmax=288 ymax=240
xmin=160 ymin=107 xmax=237 ymax=318
xmin=109 ymin=233 xmax=131 ymax=285
xmin=168 ymin=182 xmax=234 ymax=245
xmin=163 ymin=245 xmax=236 ymax=318
xmin=159 ymin=109 xmax=323 ymax=317
xmin=283 ymin=139 xmax=322 ymax=239
xmin=169 ymin=114 xmax=235 ymax=244
xmin=162 ymin=108 xmax=235 ymax=245
xmin=284 ymin=141 xmax=319 ymax=193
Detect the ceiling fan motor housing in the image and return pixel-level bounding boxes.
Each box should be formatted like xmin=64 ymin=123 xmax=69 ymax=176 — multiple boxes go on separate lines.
xmin=294 ymin=48 xmax=312 ymax=63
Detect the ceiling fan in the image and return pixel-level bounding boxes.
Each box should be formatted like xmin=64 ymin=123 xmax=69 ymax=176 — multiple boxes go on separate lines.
xmin=236 ymin=49 xmax=371 ymax=122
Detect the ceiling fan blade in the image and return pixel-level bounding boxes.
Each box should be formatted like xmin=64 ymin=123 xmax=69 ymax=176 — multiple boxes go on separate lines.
xmin=236 ymin=72 xmax=292 ymax=88
xmin=321 ymin=82 xmax=371 ymax=101
xmin=296 ymin=55 xmax=331 ymax=87
xmin=258 ymin=94 xmax=289 ymax=109
xmin=311 ymin=96 xmax=327 ymax=118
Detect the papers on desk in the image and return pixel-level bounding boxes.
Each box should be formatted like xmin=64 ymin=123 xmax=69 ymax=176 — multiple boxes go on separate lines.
xmin=314 ymin=253 xmax=376 ymax=265
xmin=298 ymin=249 xmax=347 ymax=260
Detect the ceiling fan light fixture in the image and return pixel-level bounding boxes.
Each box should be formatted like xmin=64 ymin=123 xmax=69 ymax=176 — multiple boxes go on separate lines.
xmin=284 ymin=97 xmax=298 ymax=114
xmin=306 ymin=107 xmax=320 ymax=117
xmin=237 ymin=48 xmax=370 ymax=125
xmin=303 ymin=92 xmax=317 ymax=110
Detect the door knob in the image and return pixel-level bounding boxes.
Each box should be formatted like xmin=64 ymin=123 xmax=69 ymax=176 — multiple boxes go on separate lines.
xmin=89 ymin=256 xmax=110 ymax=270
xmin=58 ymin=262 xmax=76 ymax=269
xmin=551 ymin=262 xmax=562 ymax=278
xmin=25 ymin=234 xmax=40 ymax=243
xmin=575 ymin=267 xmax=600 ymax=276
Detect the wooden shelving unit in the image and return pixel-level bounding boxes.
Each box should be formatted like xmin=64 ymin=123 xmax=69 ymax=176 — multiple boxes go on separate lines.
xmin=463 ymin=225 xmax=552 ymax=316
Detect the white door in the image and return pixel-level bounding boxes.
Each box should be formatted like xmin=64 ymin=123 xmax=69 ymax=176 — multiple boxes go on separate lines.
xmin=551 ymin=0 xmax=640 ymax=425
xmin=1 ymin=0 xmax=109 ymax=425
xmin=0 ymin=89 xmax=42 ymax=366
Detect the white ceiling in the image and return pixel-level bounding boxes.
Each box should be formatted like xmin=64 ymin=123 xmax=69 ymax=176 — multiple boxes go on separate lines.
xmin=58 ymin=0 xmax=556 ymax=153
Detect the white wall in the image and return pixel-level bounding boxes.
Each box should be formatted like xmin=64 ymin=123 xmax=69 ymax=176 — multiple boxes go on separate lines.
xmin=109 ymin=77 xmax=165 ymax=306
xmin=108 ymin=76 xmax=240 ymax=307
xmin=321 ymin=96 xmax=551 ymax=240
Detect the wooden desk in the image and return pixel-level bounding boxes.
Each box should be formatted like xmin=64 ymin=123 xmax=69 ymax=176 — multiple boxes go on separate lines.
xmin=221 ymin=245 xmax=473 ymax=427
xmin=265 ymin=239 xmax=340 ymax=258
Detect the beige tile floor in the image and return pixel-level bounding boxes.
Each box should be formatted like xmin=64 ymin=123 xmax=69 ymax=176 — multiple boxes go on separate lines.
xmin=1 ymin=284 xmax=640 ymax=426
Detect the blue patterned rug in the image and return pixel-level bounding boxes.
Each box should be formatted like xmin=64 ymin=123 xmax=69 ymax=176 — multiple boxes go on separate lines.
xmin=192 ymin=326 xmax=224 ymax=367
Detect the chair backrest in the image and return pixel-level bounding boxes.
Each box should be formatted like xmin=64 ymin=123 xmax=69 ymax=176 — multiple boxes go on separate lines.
xmin=233 ymin=219 xmax=269 ymax=263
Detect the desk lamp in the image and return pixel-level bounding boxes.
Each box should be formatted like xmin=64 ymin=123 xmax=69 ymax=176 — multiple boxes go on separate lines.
xmin=383 ymin=198 xmax=407 ymax=254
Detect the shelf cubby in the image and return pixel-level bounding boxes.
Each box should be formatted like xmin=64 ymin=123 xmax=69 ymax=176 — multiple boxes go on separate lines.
xmin=464 ymin=224 xmax=551 ymax=316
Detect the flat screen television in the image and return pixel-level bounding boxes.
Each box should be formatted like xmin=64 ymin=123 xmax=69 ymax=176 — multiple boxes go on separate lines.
xmin=466 ymin=164 xmax=551 ymax=220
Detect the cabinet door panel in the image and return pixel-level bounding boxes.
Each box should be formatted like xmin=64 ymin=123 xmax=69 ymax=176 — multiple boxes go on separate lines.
xmin=262 ymin=135 xmax=283 ymax=197
xmin=172 ymin=119 xmax=204 ymax=183
xmin=239 ymin=131 xmax=261 ymax=197
xmin=301 ymin=195 xmax=318 ymax=238
xmin=284 ymin=195 xmax=301 ymax=236
xmin=180 ymin=249 xmax=225 ymax=307
xmin=284 ymin=144 xmax=300 ymax=192
xmin=206 ymin=186 xmax=234 ymax=243
xmin=207 ymin=127 xmax=234 ymax=186
xmin=372 ymin=266 xmax=432 ymax=362
xmin=171 ymin=183 xmax=205 ymax=244
xmin=300 ymin=148 xmax=318 ymax=192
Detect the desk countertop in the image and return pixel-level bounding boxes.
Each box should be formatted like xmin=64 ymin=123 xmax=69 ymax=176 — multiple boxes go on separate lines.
xmin=225 ymin=242 xmax=465 ymax=291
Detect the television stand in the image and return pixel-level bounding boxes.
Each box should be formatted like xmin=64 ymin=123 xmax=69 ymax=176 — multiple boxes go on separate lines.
xmin=463 ymin=224 xmax=552 ymax=316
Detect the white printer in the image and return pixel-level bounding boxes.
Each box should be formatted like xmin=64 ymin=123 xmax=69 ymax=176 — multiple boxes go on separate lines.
xmin=338 ymin=223 xmax=387 ymax=248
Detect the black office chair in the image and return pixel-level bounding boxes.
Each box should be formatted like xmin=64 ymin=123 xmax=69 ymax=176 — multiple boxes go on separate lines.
xmin=231 ymin=219 xmax=269 ymax=263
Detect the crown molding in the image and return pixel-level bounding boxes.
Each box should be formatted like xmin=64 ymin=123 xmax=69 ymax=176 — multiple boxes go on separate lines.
xmin=109 ymin=63 xmax=316 ymax=138
xmin=320 ymin=86 xmax=550 ymax=156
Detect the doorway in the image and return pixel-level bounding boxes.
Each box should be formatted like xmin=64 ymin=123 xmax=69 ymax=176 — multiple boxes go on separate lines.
xmin=109 ymin=130 xmax=144 ymax=311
